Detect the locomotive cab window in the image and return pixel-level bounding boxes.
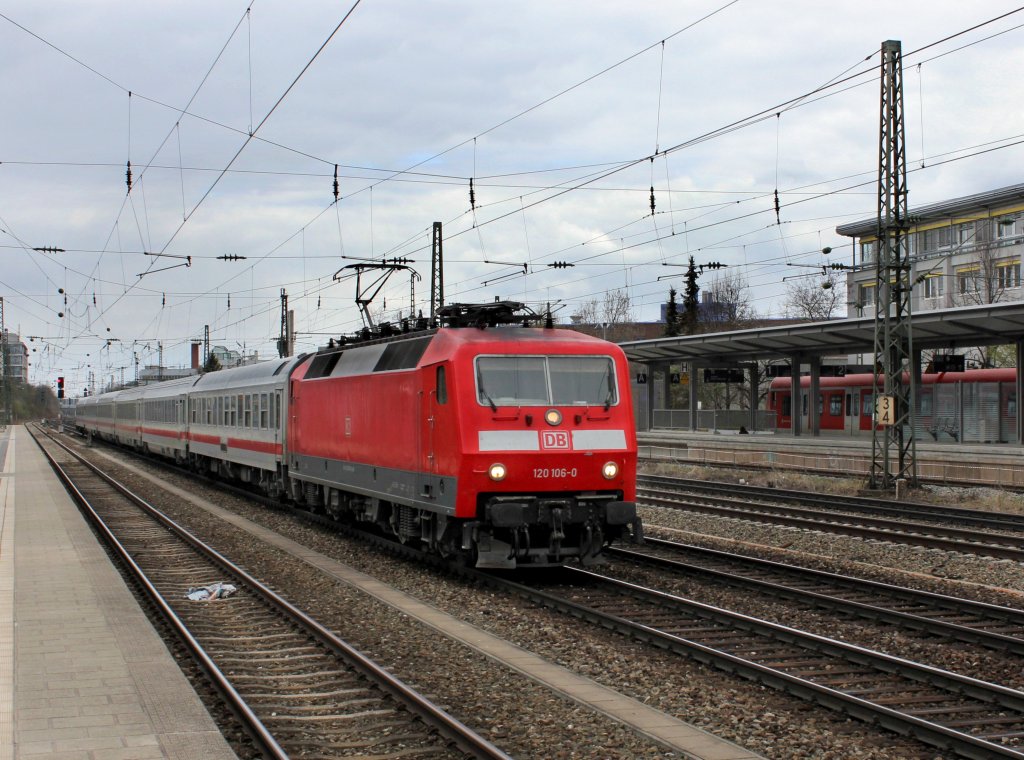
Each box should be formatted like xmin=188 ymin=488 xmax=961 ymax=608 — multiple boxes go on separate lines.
xmin=476 ymin=356 xmax=547 ymax=406
xmin=475 ymin=355 xmax=617 ymax=407
xmin=436 ymin=365 xmax=448 ymax=404
xmin=550 ymin=357 xmax=616 ymax=406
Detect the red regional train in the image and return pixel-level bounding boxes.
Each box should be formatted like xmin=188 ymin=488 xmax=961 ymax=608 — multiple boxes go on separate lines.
xmin=768 ymin=368 xmax=1018 ymax=442
xmin=74 ymin=303 xmax=642 ymax=568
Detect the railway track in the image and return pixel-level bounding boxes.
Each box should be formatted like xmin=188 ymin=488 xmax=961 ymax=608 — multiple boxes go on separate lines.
xmin=638 ymin=475 xmax=1024 ymax=561
xmin=30 ymin=427 xmax=508 ymax=760
xmin=483 ymin=566 xmax=1024 ymax=760
xmin=607 ymin=538 xmax=1024 ymax=658
xmin=641 ymin=473 xmax=1024 ymax=531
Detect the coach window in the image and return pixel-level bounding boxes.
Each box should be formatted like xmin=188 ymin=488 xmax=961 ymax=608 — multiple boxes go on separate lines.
xmin=781 ymin=395 xmax=791 ymax=417
xmin=801 ymin=393 xmax=807 ymax=416
xmin=260 ymin=393 xmax=269 ymax=428
xmin=275 ymin=391 xmax=282 ymax=429
xmin=829 ymin=395 xmax=842 ymax=417
xmin=206 ymin=398 xmax=213 ymax=425
xmin=436 ymin=365 xmax=448 ymax=404
xmin=244 ymin=395 xmax=252 ymax=428
xmin=818 ymin=394 xmax=823 ymax=415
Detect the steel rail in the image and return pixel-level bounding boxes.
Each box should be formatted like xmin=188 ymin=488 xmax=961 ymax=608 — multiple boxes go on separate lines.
xmin=31 ymin=430 xmax=289 ymax=760
xmin=474 ymin=566 xmax=1024 ymax=760
xmin=638 ymin=485 xmax=1024 ymax=561
xmin=640 ymin=473 xmax=1024 ymax=532
xmin=608 ymin=538 xmax=1024 ymax=656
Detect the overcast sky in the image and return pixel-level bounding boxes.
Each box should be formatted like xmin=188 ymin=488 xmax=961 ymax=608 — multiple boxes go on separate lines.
xmin=2 ymin=1 xmax=1024 ymax=391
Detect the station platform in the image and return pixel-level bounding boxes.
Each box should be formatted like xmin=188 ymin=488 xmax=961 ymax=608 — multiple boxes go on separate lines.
xmin=0 ymin=426 xmax=236 ymax=759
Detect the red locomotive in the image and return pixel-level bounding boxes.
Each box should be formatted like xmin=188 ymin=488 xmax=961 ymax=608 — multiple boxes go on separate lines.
xmin=768 ymin=368 xmax=1017 ymax=442
xmin=76 ymin=303 xmax=641 ymax=568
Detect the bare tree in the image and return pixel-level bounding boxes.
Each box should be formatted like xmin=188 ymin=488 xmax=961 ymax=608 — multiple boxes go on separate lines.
xmin=705 ymin=270 xmax=757 ymax=328
xmin=572 ymin=289 xmax=635 ymax=339
xmin=783 ymin=271 xmax=841 ymax=320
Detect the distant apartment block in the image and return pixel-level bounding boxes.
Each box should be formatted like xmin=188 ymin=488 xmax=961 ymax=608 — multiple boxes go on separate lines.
xmin=2 ymin=331 xmax=29 ymax=383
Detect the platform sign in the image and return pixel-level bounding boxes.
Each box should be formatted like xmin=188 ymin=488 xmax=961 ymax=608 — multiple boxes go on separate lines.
xmin=933 ymin=354 xmax=965 ymax=373
xmin=703 ymin=368 xmax=744 ymax=383
xmin=875 ymin=394 xmax=896 ymax=426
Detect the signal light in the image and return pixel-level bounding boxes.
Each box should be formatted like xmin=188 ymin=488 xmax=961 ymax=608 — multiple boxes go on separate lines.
xmin=57 ymin=376 xmax=64 ymax=399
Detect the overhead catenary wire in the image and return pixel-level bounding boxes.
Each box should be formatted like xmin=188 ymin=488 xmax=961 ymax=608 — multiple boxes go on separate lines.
xmin=7 ymin=5 xmax=1024 ymax=376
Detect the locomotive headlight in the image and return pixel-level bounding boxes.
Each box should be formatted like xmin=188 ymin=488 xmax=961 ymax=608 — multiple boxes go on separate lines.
xmin=488 ymin=463 xmax=507 ymax=481
xmin=601 ymin=461 xmax=619 ymax=480
xmin=544 ymin=408 xmax=562 ymax=426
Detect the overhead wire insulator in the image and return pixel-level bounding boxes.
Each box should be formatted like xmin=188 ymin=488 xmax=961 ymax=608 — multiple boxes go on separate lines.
xmin=469 ymin=178 xmax=476 ymax=211
xmin=774 ymin=188 xmax=781 ymax=225
xmin=649 ymin=186 xmax=656 ymax=216
xmin=333 ymin=164 xmax=339 ymax=201
xmin=549 ymin=261 xmax=575 ymax=269
xmin=126 ymin=161 xmax=133 ymax=193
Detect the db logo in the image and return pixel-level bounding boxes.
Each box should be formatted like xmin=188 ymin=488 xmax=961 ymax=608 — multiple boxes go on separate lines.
xmin=541 ymin=431 xmax=570 ymax=449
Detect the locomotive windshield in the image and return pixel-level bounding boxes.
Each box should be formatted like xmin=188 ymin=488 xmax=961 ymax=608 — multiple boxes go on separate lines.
xmin=475 ymin=356 xmax=617 ymax=407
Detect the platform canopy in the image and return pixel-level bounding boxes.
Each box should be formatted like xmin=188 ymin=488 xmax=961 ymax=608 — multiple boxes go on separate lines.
xmin=619 ymin=302 xmax=1024 ymax=366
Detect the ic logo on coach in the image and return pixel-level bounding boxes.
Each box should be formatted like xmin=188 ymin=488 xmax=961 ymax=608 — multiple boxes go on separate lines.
xmin=541 ymin=431 xmax=570 ymax=449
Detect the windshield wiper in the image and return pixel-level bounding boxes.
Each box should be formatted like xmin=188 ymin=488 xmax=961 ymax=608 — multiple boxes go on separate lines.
xmin=603 ymin=372 xmax=614 ymax=411
xmin=478 ymin=379 xmax=498 ymax=412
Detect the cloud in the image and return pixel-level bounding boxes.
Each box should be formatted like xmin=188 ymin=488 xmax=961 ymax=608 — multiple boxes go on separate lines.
xmin=2 ymin=0 xmax=1023 ymax=390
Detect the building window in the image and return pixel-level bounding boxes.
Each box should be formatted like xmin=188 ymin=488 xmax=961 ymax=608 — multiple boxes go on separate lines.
xmin=998 ymin=261 xmax=1021 ymax=289
xmin=860 ymin=240 xmax=876 ymax=265
xmin=997 ymin=216 xmax=1017 ymax=242
xmin=922 ymin=275 xmax=943 ymax=299
xmin=858 ymin=283 xmax=876 ymax=308
xmin=958 ymin=222 xmax=974 ymax=247
xmin=957 ymin=266 xmax=979 ymax=295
